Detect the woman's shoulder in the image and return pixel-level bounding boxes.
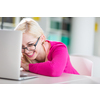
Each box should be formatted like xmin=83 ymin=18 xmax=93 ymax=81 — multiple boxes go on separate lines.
xmin=46 ymin=40 xmax=67 ymax=50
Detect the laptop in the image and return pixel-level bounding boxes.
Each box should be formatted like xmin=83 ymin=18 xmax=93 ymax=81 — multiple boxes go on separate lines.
xmin=0 ymin=30 xmax=38 ymax=80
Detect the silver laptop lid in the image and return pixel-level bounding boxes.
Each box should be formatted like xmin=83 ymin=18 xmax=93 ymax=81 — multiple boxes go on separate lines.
xmin=0 ymin=30 xmax=22 ymax=80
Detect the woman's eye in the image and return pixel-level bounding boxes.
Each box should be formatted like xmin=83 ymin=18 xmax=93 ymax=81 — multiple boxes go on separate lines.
xmin=28 ymin=43 xmax=34 ymax=46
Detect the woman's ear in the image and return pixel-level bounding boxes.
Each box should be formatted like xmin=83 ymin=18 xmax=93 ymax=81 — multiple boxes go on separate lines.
xmin=40 ymin=35 xmax=45 ymax=43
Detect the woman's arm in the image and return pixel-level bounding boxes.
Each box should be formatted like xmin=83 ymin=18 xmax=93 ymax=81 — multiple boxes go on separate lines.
xmin=29 ymin=45 xmax=69 ymax=77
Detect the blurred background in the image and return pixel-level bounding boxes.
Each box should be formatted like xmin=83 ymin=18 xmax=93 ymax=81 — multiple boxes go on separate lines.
xmin=0 ymin=17 xmax=100 ymax=57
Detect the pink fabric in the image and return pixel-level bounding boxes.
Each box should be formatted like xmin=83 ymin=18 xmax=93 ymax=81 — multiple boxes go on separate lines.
xmin=29 ymin=40 xmax=80 ymax=77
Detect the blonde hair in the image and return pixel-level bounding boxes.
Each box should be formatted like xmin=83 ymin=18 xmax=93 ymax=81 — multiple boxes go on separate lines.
xmin=14 ymin=18 xmax=45 ymax=38
xmin=15 ymin=18 xmax=46 ymax=64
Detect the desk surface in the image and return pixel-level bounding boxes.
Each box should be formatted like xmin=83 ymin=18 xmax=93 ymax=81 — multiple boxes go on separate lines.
xmin=0 ymin=71 xmax=100 ymax=84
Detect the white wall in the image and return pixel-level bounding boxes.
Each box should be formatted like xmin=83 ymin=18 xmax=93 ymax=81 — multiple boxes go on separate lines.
xmin=69 ymin=17 xmax=95 ymax=56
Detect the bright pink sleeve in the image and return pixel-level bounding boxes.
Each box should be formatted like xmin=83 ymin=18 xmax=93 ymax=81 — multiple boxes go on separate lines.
xmin=29 ymin=44 xmax=68 ymax=77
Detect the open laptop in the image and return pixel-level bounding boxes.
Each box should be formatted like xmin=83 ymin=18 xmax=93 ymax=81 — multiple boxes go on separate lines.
xmin=0 ymin=30 xmax=38 ymax=80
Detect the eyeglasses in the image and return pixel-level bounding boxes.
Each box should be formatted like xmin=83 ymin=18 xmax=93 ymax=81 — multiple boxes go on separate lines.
xmin=22 ymin=37 xmax=40 ymax=53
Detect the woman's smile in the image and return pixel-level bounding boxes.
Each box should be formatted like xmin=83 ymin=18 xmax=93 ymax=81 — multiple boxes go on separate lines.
xmin=26 ymin=52 xmax=35 ymax=57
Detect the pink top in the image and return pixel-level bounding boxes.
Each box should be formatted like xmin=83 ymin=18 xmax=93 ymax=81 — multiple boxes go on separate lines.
xmin=29 ymin=40 xmax=79 ymax=77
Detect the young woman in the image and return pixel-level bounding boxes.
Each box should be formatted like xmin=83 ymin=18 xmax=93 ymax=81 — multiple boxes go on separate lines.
xmin=15 ymin=18 xmax=79 ymax=77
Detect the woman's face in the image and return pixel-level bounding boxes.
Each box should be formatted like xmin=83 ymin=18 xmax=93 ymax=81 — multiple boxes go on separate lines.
xmin=22 ymin=33 xmax=42 ymax=60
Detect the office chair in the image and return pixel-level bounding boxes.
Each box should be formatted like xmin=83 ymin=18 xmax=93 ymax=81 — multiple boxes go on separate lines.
xmin=70 ymin=54 xmax=100 ymax=77
xmin=70 ymin=55 xmax=93 ymax=76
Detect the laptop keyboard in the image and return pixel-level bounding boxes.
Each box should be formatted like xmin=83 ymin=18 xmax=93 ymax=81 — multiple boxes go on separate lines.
xmin=20 ymin=74 xmax=28 ymax=77
xmin=20 ymin=71 xmax=36 ymax=77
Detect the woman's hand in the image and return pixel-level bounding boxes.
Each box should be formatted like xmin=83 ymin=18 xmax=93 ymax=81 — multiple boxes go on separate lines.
xmin=21 ymin=55 xmax=29 ymax=71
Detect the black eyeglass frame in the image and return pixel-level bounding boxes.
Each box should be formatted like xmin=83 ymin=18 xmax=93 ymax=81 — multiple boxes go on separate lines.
xmin=22 ymin=37 xmax=40 ymax=53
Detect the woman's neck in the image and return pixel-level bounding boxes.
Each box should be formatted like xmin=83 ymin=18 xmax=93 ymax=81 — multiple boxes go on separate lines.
xmin=35 ymin=41 xmax=51 ymax=62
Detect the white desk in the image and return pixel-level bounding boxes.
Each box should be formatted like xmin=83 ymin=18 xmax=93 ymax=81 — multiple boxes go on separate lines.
xmin=0 ymin=71 xmax=100 ymax=84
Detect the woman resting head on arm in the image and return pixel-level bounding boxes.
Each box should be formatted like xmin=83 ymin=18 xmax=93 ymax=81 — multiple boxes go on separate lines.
xmin=15 ymin=18 xmax=79 ymax=77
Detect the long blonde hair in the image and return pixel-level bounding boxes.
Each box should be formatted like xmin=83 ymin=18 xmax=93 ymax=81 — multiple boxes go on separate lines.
xmin=15 ymin=18 xmax=46 ymax=63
